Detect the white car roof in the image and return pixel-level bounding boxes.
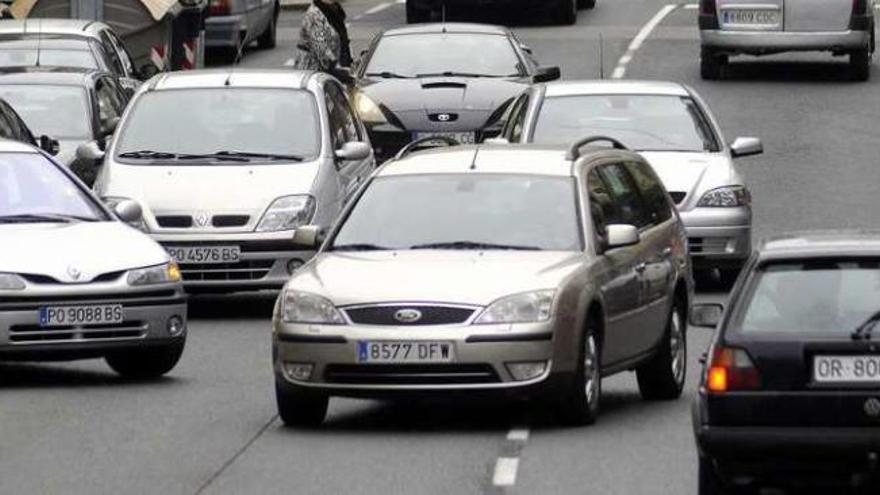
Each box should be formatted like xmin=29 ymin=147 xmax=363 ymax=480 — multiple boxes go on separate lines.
xmin=0 ymin=19 xmax=108 ymax=38
xmin=542 ymin=80 xmax=690 ymax=98
xmin=147 ymin=69 xmax=316 ymax=91
xmin=377 ymin=145 xmax=576 ymax=177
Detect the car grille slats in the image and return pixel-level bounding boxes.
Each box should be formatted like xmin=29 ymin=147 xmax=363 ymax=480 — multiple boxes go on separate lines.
xmin=324 ymin=364 xmax=499 ymax=385
xmin=156 ymin=215 xmax=193 ymax=228
xmin=179 ymin=259 xmax=274 ymax=281
xmin=0 ymin=290 xmax=178 ymax=309
xmin=9 ymin=321 xmax=147 ymax=344
xmin=155 ymin=214 xmax=250 ymax=229
xmin=344 ymin=305 xmax=476 ymax=325
xmin=212 ymin=215 xmax=250 ymax=227
xmin=689 ymin=237 xmax=729 ymax=255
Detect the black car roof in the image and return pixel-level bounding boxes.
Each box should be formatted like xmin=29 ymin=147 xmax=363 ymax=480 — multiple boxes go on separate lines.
xmin=382 ymin=23 xmax=510 ymax=37
xmin=757 ymin=230 xmax=880 ymax=261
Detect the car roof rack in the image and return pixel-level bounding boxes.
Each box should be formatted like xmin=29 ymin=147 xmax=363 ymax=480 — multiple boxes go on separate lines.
xmin=566 ymin=135 xmax=629 ymax=160
xmin=394 ymin=135 xmax=460 ymax=161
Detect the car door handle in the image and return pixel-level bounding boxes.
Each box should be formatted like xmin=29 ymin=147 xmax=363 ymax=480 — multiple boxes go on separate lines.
xmin=635 ymin=262 xmax=647 ymax=273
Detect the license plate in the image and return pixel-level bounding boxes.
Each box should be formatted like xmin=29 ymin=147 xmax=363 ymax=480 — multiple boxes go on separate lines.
xmin=357 ymin=341 xmax=455 ymax=363
xmin=814 ymin=355 xmax=880 ymax=384
xmin=413 ymin=131 xmax=476 ymax=145
xmin=166 ymin=245 xmax=240 ymax=264
xmin=722 ymin=9 xmax=780 ymax=26
xmin=39 ymin=304 xmax=124 ymax=327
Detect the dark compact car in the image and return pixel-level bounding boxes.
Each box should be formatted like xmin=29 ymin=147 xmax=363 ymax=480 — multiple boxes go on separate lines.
xmin=405 ymin=0 xmax=595 ymax=25
xmin=692 ymin=232 xmax=880 ymax=493
xmin=352 ymin=23 xmax=560 ymax=162
xmin=0 ymin=69 xmax=130 ymax=179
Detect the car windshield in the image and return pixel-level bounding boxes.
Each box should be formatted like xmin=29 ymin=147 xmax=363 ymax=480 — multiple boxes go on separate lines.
xmin=0 ymin=152 xmax=105 ymax=221
xmin=0 ymin=85 xmax=91 ymax=139
xmin=0 ymin=49 xmax=97 ymax=70
xmin=736 ymin=260 xmax=880 ymax=336
xmin=365 ymin=33 xmax=523 ymax=78
xmin=532 ymin=95 xmax=720 ymax=152
xmin=330 ymin=174 xmax=582 ymax=251
xmin=114 ymin=88 xmax=320 ymax=163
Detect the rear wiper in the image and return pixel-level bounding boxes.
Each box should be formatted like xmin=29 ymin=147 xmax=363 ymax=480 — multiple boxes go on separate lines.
xmin=365 ymin=71 xmax=412 ymax=79
xmin=0 ymin=213 xmax=97 ymax=223
xmin=409 ymin=241 xmax=541 ymax=251
xmin=331 ymin=243 xmax=394 ymax=252
xmin=852 ymin=310 xmax=880 ymax=341
xmin=213 ymin=151 xmax=304 ymax=162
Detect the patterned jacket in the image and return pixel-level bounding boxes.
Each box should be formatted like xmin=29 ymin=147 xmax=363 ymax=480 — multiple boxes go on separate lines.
xmin=294 ymin=5 xmax=341 ymax=72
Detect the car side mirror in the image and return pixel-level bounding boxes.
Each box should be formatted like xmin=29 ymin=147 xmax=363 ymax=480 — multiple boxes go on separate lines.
xmin=292 ymin=225 xmax=322 ymax=248
xmin=533 ymin=66 xmax=561 ymax=83
xmin=113 ymin=199 xmax=143 ymax=223
xmin=691 ymin=303 xmax=724 ymax=328
xmin=605 ymin=224 xmax=639 ymax=249
xmin=335 ymin=141 xmax=371 ymax=162
xmin=730 ymin=137 xmax=763 ymax=158
xmin=483 ymin=137 xmax=509 ymax=145
xmin=39 ymin=135 xmax=59 ymax=155
xmin=101 ymin=116 xmax=120 ymax=137
xmin=139 ymin=63 xmax=159 ymax=79
xmin=76 ymin=140 xmax=106 ymax=162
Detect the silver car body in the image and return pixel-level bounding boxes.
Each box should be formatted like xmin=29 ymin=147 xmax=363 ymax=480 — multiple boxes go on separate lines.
xmin=206 ymin=0 xmax=276 ymax=49
xmin=501 ymin=80 xmax=757 ymax=273
xmin=0 ymin=140 xmax=186 ymax=359
xmin=273 ymin=144 xmax=692 ymax=397
xmin=95 ymin=70 xmax=375 ymax=292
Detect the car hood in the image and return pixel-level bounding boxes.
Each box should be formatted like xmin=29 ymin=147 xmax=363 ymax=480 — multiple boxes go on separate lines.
xmin=0 ymin=221 xmax=169 ymax=282
xmin=639 ymin=151 xmax=741 ymax=204
xmin=288 ymin=250 xmax=584 ymax=306
xmin=359 ymin=77 xmax=526 ymax=131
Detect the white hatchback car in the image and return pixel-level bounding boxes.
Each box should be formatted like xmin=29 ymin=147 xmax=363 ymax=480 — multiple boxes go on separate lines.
xmin=89 ymin=70 xmax=375 ymax=293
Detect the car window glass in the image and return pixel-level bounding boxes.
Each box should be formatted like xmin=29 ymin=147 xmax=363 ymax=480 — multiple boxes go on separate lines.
xmin=329 ymin=83 xmax=360 ymax=141
xmin=99 ymin=32 xmax=125 ymax=75
xmin=625 ymin=161 xmax=672 ymax=223
xmin=586 ymin=169 xmax=612 ymax=243
xmin=0 ymin=85 xmax=91 ymax=139
xmin=106 ymin=30 xmax=135 ymax=76
xmin=0 ymin=152 xmax=104 ymax=219
xmin=96 ymin=79 xmax=121 ymax=126
xmin=509 ymin=95 xmax=529 ymax=142
xmin=0 ymin=107 xmax=15 ymax=140
xmin=598 ymin=163 xmax=652 ymax=228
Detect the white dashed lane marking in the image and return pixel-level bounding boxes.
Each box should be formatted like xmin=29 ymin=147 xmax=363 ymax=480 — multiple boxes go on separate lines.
xmin=492 ymin=457 xmax=520 ymax=487
xmin=487 ymin=426 xmax=530 ymax=492
xmin=353 ymin=0 xmax=405 ymax=20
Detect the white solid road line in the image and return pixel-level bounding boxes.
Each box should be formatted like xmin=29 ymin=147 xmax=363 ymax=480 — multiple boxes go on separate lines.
xmin=492 ymin=457 xmax=520 ymax=487
xmin=612 ymin=3 xmax=679 ymax=79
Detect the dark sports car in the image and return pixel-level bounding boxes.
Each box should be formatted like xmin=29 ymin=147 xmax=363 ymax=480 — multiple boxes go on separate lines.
xmin=352 ymin=23 xmax=560 ymax=162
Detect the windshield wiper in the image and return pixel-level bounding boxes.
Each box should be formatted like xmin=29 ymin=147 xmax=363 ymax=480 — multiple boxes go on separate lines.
xmin=118 ymin=150 xmax=178 ymax=160
xmin=331 ymin=243 xmax=395 ymax=252
xmin=175 ymin=153 xmax=250 ymax=163
xmin=213 ymin=151 xmax=304 ymax=162
xmin=0 ymin=213 xmax=97 ymax=223
xmin=365 ymin=71 xmax=413 ymax=79
xmin=852 ymin=310 xmax=880 ymax=341
xmin=119 ymin=150 xmax=250 ymax=162
xmin=416 ymin=71 xmax=503 ymax=78
xmin=409 ymin=241 xmax=541 ymax=251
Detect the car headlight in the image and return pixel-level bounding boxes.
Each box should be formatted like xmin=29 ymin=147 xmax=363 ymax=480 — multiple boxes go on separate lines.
xmin=353 ymin=92 xmax=387 ymax=124
xmin=697 ymin=186 xmax=751 ymax=207
xmin=280 ymin=290 xmax=344 ymax=324
xmin=0 ymin=272 xmax=26 ymax=290
xmin=474 ymin=290 xmax=555 ymax=325
xmin=103 ymin=196 xmax=147 ymax=231
xmin=256 ymin=195 xmax=315 ymax=232
xmin=127 ymin=262 xmax=182 ymax=286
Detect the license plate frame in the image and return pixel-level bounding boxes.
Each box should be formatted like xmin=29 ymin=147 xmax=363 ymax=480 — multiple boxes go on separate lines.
xmin=721 ymin=9 xmax=781 ymax=27
xmin=413 ymin=131 xmax=477 ymax=145
xmin=814 ymin=355 xmax=880 ymax=384
xmin=166 ymin=245 xmax=241 ymax=265
xmin=38 ymin=304 xmax=124 ymax=327
xmin=357 ymin=341 xmax=455 ymax=364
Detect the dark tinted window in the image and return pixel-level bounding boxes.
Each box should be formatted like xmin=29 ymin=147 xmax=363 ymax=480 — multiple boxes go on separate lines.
xmin=325 ymin=82 xmax=360 ymax=148
xmin=365 ymin=33 xmax=523 ymax=78
xmin=586 ymin=169 xmax=612 ymax=242
xmin=507 ymin=94 xmax=529 ymax=143
xmin=626 ymin=161 xmax=672 ymax=223
xmin=598 ymin=163 xmax=652 ymax=228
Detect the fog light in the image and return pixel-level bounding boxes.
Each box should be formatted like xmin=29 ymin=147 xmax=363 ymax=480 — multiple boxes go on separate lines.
xmin=286 ymin=259 xmax=304 ymax=274
xmin=506 ymin=361 xmax=548 ymax=381
xmin=167 ymin=316 xmax=185 ymax=336
xmin=283 ymin=362 xmax=313 ymax=382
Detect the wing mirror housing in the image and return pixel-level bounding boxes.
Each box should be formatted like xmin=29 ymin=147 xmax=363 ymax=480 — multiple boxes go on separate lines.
xmin=533 ymin=66 xmax=561 ymax=83
xmin=39 ymin=135 xmax=59 ymax=155
xmin=292 ymin=225 xmax=323 ymax=248
xmin=691 ymin=303 xmax=724 ymax=329
xmin=113 ymin=199 xmax=143 ymax=224
xmin=76 ymin=140 xmax=105 ymax=162
xmin=335 ymin=141 xmax=371 ymax=162
xmin=605 ymin=224 xmax=640 ymax=249
xmin=730 ymin=137 xmax=763 ymax=158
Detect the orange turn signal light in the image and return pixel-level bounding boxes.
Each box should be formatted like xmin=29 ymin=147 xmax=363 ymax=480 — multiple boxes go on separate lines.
xmin=707 ymin=366 xmax=728 ymax=393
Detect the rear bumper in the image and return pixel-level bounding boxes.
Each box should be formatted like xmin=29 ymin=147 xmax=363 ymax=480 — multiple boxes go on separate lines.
xmin=701 ymin=30 xmax=871 ymax=54
xmin=205 ymin=15 xmax=245 ymax=48
xmin=698 ymin=425 xmax=880 ymax=457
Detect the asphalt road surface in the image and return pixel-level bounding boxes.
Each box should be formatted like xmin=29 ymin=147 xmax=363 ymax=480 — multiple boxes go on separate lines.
xmin=4 ymin=1 xmax=879 ymax=494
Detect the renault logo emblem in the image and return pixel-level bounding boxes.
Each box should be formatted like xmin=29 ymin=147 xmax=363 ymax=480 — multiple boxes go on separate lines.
xmin=67 ymin=266 xmax=81 ymax=281
xmin=437 ymin=113 xmax=451 ymax=122
xmin=394 ymin=308 xmax=423 ymax=324
xmin=865 ymin=398 xmax=880 ymax=418
xmin=194 ymin=211 xmax=211 ymax=227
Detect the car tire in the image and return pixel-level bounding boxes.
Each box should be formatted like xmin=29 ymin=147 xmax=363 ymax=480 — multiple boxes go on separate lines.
xmin=700 ymin=48 xmax=725 ymax=80
xmin=105 ymin=340 xmax=185 ymax=379
xmin=257 ymin=6 xmax=278 ymax=50
xmin=699 ymin=456 xmax=725 ymax=495
xmin=553 ymin=0 xmax=577 ymax=25
xmin=577 ymin=0 xmax=596 ymax=9
xmin=276 ymin=380 xmax=329 ymax=427
xmin=850 ymin=48 xmax=871 ymax=82
xmin=636 ymin=296 xmax=686 ymax=400
xmin=556 ymin=323 xmax=601 ymax=425
xmin=406 ymin=1 xmax=430 ymax=23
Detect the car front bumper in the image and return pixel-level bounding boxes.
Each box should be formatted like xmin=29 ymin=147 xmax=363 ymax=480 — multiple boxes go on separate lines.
xmin=205 ymin=15 xmax=246 ymax=48
xmin=701 ymin=30 xmax=870 ymax=55
xmin=679 ymin=206 xmax=751 ymax=268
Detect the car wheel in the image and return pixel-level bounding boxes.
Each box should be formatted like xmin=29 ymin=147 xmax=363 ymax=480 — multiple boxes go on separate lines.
xmin=276 ymin=380 xmax=329 ymax=427
xmin=700 ymin=48 xmax=725 ymax=80
xmin=553 ymin=0 xmax=577 ymax=25
xmin=557 ymin=326 xmax=601 ymax=425
xmin=406 ymin=1 xmax=430 ymax=23
xmin=699 ymin=456 xmax=725 ymax=495
xmin=577 ymin=0 xmax=596 ymax=9
xmin=257 ymin=6 xmax=278 ymax=50
xmin=636 ymin=297 xmax=686 ymax=400
xmin=850 ymin=48 xmax=871 ymax=82
xmin=105 ymin=340 xmax=185 ymax=378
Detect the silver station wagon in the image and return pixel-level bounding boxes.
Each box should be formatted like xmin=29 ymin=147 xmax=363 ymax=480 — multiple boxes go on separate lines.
xmin=0 ymin=140 xmax=187 ymax=378
xmin=271 ymin=139 xmax=693 ymax=426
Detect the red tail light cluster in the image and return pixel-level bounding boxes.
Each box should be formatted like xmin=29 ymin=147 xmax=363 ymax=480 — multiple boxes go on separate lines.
xmin=209 ymin=0 xmax=231 ymax=16
xmin=706 ymin=346 xmax=761 ymax=393
xmin=700 ymin=0 xmax=717 ymax=16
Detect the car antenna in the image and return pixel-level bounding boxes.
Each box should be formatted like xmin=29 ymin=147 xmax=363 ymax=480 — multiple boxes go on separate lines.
xmin=469 ymin=148 xmax=478 ymax=170
xmin=598 ymin=33 xmax=605 ymax=79
xmin=225 ymin=34 xmax=248 ymax=86
xmin=35 ymin=18 xmax=43 ymax=67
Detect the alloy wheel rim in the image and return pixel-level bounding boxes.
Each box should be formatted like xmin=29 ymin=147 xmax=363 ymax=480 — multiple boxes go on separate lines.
xmin=584 ymin=335 xmax=599 ymax=407
xmin=670 ymin=310 xmax=685 ymax=384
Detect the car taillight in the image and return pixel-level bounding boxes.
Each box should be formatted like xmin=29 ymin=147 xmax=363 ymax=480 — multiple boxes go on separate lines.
xmin=700 ymin=0 xmax=717 ymax=16
xmin=706 ymin=346 xmax=761 ymax=393
xmin=853 ymin=0 xmax=868 ymax=16
xmin=209 ymin=0 xmax=231 ymax=16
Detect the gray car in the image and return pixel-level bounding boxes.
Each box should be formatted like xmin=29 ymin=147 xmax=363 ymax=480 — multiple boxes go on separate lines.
xmin=91 ymin=69 xmax=375 ymax=293
xmin=699 ymin=0 xmax=876 ymax=80
xmin=496 ymin=80 xmax=763 ymax=284
xmin=0 ymin=139 xmax=187 ymax=378
xmin=205 ymin=0 xmax=278 ymax=59
xmin=271 ymin=138 xmax=693 ymax=426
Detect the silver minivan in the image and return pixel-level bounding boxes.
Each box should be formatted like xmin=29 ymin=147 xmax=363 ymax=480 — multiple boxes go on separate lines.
xmin=89 ymin=69 xmax=375 ymax=293
xmin=699 ymin=0 xmax=876 ymax=80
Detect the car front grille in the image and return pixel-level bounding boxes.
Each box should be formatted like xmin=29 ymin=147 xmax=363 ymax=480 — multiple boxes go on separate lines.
xmin=689 ymin=237 xmax=729 ymax=255
xmin=668 ymin=191 xmax=687 ymax=205
xmin=8 ymin=321 xmax=147 ymax=344
xmin=344 ymin=305 xmax=476 ymax=325
xmin=212 ymin=215 xmax=250 ymax=227
xmin=156 ymin=215 xmax=193 ymax=228
xmin=179 ymin=259 xmax=274 ymax=281
xmin=324 ymin=364 xmax=500 ymax=385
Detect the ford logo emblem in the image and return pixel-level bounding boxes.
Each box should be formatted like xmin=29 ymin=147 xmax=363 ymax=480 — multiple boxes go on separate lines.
xmin=394 ymin=308 xmax=423 ymax=323
xmin=865 ymin=398 xmax=880 ymax=418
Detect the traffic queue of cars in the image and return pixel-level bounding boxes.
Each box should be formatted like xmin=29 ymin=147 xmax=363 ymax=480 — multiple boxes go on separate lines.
xmin=1 ymin=5 xmax=879 ymax=493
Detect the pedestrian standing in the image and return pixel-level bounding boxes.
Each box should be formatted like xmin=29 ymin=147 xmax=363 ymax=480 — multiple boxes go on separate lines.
xmin=294 ymin=0 xmax=353 ymax=82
